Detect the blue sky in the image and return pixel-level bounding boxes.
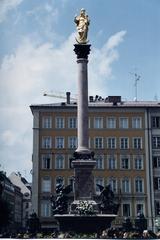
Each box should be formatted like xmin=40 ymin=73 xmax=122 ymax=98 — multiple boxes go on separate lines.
xmin=0 ymin=0 xmax=160 ymax=181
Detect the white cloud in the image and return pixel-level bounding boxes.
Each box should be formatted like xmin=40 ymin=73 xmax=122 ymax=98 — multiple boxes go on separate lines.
xmin=89 ymin=30 xmax=127 ymax=95
xmin=0 ymin=30 xmax=126 ymax=180
xmin=1 ymin=130 xmax=16 ymax=146
xmin=0 ymin=0 xmax=23 ymax=23
xmin=104 ymin=30 xmax=126 ymax=50
xmin=26 ymin=2 xmax=59 ymax=42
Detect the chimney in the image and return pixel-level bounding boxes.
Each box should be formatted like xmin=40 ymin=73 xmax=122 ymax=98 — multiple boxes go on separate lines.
xmin=66 ymin=92 xmax=70 ymax=104
xmin=89 ymin=96 xmax=94 ymax=102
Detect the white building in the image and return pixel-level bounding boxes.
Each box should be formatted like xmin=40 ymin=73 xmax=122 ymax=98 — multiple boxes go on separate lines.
xmin=9 ymin=172 xmax=32 ymax=229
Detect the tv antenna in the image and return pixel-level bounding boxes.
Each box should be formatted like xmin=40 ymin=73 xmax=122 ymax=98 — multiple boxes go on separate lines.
xmin=130 ymin=71 xmax=141 ymax=101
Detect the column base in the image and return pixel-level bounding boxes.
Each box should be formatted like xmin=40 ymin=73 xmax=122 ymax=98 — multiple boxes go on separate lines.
xmin=72 ymin=159 xmax=96 ymax=200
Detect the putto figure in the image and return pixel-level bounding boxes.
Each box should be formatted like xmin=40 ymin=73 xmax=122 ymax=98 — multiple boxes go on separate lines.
xmin=74 ymin=8 xmax=90 ymax=44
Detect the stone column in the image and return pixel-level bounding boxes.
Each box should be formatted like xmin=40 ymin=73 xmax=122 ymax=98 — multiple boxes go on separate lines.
xmin=74 ymin=44 xmax=91 ymax=157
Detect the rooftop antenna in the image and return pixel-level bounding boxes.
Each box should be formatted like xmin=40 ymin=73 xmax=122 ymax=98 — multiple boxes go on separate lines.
xmin=154 ymin=94 xmax=158 ymax=101
xmin=130 ymin=71 xmax=141 ymax=101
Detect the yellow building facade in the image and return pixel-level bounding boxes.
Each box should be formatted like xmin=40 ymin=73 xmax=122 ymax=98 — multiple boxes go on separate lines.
xmin=31 ymin=96 xmax=160 ymax=230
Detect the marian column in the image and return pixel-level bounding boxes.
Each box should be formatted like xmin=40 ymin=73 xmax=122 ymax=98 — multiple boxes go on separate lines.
xmin=72 ymin=9 xmax=96 ymax=202
xmin=54 ymin=10 xmax=117 ymax=232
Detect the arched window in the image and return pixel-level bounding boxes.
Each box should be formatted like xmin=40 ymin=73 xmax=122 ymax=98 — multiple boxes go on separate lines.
xmin=108 ymin=177 xmax=117 ymax=193
xmin=122 ymin=177 xmax=130 ymax=193
xmin=41 ymin=176 xmax=51 ymax=192
xmin=95 ymin=154 xmax=104 ymax=169
xmin=135 ymin=177 xmax=144 ymax=193
xmin=55 ymin=154 xmax=64 ymax=169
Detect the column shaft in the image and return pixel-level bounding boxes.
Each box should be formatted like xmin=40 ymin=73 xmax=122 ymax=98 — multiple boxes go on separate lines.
xmin=76 ymin=59 xmax=89 ymax=153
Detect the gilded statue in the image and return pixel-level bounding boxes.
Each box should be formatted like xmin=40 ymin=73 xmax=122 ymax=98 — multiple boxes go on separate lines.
xmin=74 ymin=8 xmax=90 ymax=44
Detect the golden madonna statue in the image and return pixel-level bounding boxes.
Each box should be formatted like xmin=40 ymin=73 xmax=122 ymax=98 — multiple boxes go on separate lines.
xmin=74 ymin=9 xmax=90 ymax=44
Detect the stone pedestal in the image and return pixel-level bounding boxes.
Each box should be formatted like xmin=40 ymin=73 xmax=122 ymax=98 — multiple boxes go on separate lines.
xmin=72 ymin=160 xmax=96 ymax=200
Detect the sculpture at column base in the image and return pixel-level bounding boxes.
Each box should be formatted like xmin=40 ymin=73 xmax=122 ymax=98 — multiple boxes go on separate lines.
xmin=96 ymin=184 xmax=120 ymax=215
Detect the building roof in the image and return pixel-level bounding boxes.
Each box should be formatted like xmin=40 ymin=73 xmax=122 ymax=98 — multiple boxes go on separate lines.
xmin=9 ymin=172 xmax=31 ymax=195
xmin=30 ymin=100 xmax=160 ymax=112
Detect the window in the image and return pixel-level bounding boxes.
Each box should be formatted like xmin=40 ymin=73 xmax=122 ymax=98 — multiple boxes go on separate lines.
xmin=155 ymin=201 xmax=160 ymax=215
xmin=95 ymin=155 xmax=104 ymax=169
xmin=42 ymin=136 xmax=52 ymax=149
xmin=68 ymin=136 xmax=77 ymax=149
xmin=108 ymin=177 xmax=117 ymax=192
xmin=134 ymin=155 xmax=143 ymax=170
xmin=94 ymin=137 xmax=103 ymax=149
xmin=42 ymin=116 xmax=52 ymax=128
xmin=153 ymin=156 xmax=160 ymax=168
xmin=122 ymin=203 xmax=131 ymax=217
xmin=94 ymin=117 xmax=103 ymax=128
xmin=55 ymin=137 xmax=64 ymax=148
xmin=95 ymin=177 xmax=104 ymax=194
xmin=107 ymin=155 xmax=117 ymax=170
xmin=55 ymin=117 xmax=64 ymax=129
xmin=68 ymin=117 xmax=77 ymax=129
xmin=42 ymin=154 xmax=52 ymax=169
xmin=88 ymin=137 xmax=91 ymax=148
xmin=133 ymin=137 xmax=142 ymax=149
xmin=132 ymin=117 xmax=142 ymax=129
xmin=41 ymin=176 xmax=51 ymax=192
xmin=68 ymin=176 xmax=74 ymax=192
xmin=120 ymin=138 xmax=129 ymax=149
xmin=68 ymin=155 xmax=73 ymax=169
xmin=107 ymin=117 xmax=116 ymax=129
xmin=56 ymin=176 xmax=64 ymax=186
xmin=41 ymin=201 xmax=51 ymax=217
xmin=119 ymin=118 xmax=128 ymax=129
xmin=152 ymin=136 xmax=160 ymax=149
xmin=136 ymin=203 xmax=144 ymax=215
xmin=55 ymin=154 xmax=64 ymax=169
xmin=107 ymin=137 xmax=116 ymax=149
xmin=122 ymin=178 xmax=130 ymax=193
xmin=154 ymin=178 xmax=160 ymax=190
xmin=152 ymin=116 xmax=160 ymax=128
xmin=135 ymin=177 xmax=144 ymax=193
xmin=121 ymin=155 xmax=130 ymax=169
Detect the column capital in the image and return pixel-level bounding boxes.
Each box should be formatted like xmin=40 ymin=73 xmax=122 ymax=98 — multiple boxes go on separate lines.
xmin=74 ymin=44 xmax=91 ymax=59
